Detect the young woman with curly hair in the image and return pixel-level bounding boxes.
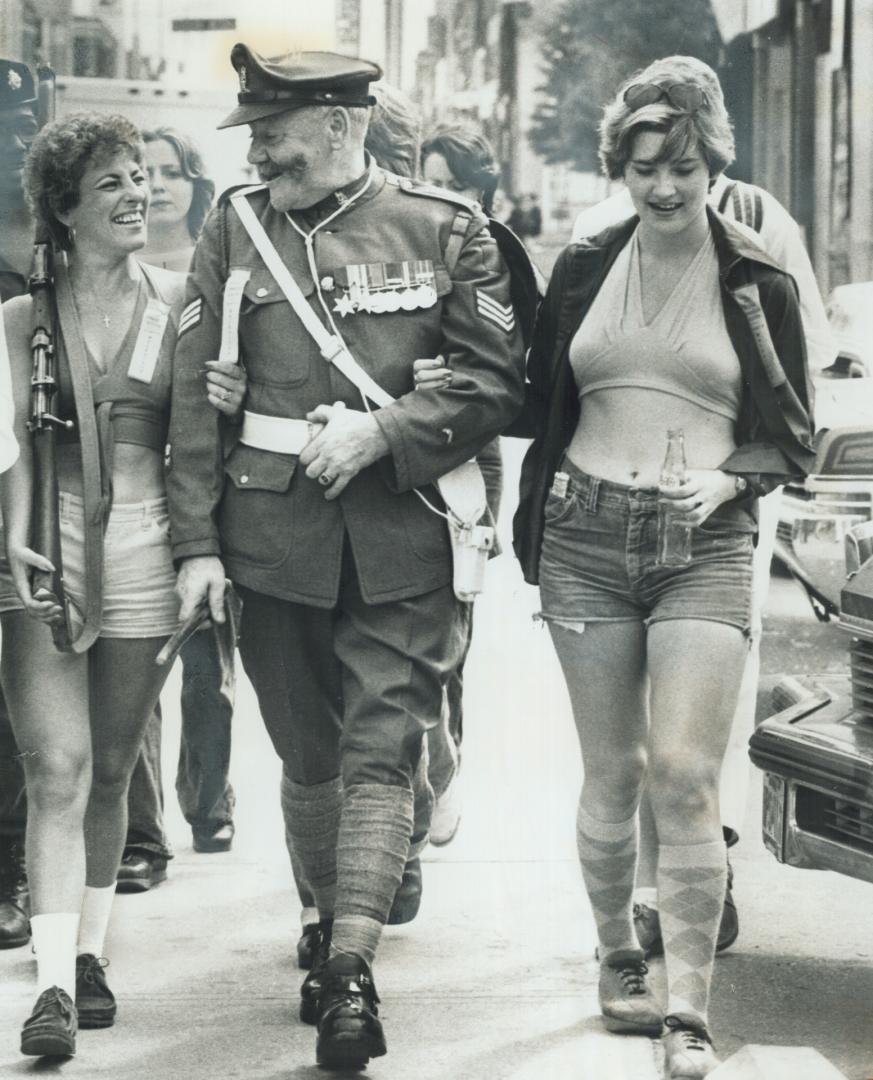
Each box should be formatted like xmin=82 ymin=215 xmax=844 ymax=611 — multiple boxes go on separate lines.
xmin=0 ymin=112 xmax=188 ymax=1057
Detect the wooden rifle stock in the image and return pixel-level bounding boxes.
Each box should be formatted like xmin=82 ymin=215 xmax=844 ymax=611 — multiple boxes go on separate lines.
xmin=28 ymin=66 xmax=74 ymax=650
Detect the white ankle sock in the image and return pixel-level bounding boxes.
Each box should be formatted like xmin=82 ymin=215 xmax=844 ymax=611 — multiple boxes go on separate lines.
xmin=77 ymin=885 xmax=115 ymax=958
xmin=634 ymin=887 xmax=659 ymax=908
xmin=31 ymin=913 xmax=79 ymax=997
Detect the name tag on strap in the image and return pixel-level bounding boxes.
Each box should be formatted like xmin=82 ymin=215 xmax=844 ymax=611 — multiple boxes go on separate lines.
xmin=128 ymin=299 xmax=170 ymax=384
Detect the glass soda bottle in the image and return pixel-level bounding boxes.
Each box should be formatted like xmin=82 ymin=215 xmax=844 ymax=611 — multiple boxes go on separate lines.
xmin=656 ymin=428 xmax=692 ymax=566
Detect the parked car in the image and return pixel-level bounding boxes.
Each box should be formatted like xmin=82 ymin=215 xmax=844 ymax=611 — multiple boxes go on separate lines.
xmin=774 ymin=282 xmax=873 ymax=617
xmin=751 ymin=426 xmax=873 ymax=883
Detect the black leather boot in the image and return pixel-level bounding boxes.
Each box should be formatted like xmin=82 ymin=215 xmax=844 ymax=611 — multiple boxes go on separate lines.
xmin=315 ymin=953 xmax=387 ymax=1069
xmin=0 ymin=838 xmax=30 ymax=949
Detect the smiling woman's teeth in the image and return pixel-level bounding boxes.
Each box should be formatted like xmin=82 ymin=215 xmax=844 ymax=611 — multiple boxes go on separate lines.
xmin=113 ymin=212 xmax=143 ymax=224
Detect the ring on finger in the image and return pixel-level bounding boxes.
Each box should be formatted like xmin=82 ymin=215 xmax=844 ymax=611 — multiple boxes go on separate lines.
xmin=318 ymin=473 xmax=335 ymax=487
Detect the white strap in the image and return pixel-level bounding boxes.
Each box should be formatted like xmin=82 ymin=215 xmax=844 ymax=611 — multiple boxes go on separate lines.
xmin=231 ymin=192 xmax=393 ymax=408
xmin=240 ymin=411 xmax=318 ymax=455
xmin=229 ymin=190 xmax=487 ymax=526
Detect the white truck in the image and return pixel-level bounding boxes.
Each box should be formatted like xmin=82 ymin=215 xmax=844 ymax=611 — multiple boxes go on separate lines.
xmin=53 ymin=75 xmax=253 ymax=197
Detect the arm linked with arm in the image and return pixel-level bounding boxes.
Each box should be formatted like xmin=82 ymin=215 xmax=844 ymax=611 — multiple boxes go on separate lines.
xmin=375 ymin=216 xmax=526 ymax=493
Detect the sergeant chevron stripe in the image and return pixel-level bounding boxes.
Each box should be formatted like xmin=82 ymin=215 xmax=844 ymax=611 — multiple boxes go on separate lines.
xmin=475 ymin=289 xmax=515 ymax=333
xmin=178 ymin=296 xmax=203 ymax=338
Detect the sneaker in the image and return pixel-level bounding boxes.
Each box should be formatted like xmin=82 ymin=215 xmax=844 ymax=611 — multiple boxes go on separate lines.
xmin=299 ymin=918 xmax=332 ymax=1025
xmin=20 ymin=986 xmax=77 ymax=1057
xmin=599 ymin=949 xmax=663 ymax=1036
xmin=663 ymin=1014 xmax=720 ymax=1078
xmin=430 ymin=771 xmax=463 ymax=846
xmin=75 ymin=953 xmax=117 ymax=1029
xmin=315 ymin=953 xmax=387 ymax=1069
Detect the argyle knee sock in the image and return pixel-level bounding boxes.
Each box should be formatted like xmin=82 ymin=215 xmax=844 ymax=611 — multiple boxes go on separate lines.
xmin=576 ymin=802 xmax=640 ymax=960
xmin=280 ymin=772 xmax=343 ymax=919
xmin=331 ymin=783 xmax=414 ymax=966
xmin=657 ymin=839 xmax=727 ymax=1022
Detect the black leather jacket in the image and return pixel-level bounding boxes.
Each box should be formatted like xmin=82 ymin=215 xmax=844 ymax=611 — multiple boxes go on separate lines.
xmin=512 ymin=208 xmax=816 ymax=584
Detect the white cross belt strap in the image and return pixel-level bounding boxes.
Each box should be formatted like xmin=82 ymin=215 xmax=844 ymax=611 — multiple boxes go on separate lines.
xmin=240 ymin=411 xmax=318 ymax=455
xmin=229 ymin=190 xmax=487 ymax=529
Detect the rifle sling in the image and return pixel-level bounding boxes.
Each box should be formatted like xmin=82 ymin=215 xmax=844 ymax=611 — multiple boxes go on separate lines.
xmin=54 ymin=260 xmax=104 ymax=653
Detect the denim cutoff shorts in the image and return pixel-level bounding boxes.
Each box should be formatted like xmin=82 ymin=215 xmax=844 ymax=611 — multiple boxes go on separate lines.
xmin=0 ymin=493 xmax=179 ymax=638
xmin=538 ymin=457 xmax=754 ymax=635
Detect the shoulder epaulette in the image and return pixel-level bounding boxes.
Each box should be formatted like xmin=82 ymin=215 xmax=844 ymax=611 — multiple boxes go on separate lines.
xmin=383 ymin=172 xmax=477 ymax=212
xmin=218 ymin=182 xmax=267 ymax=207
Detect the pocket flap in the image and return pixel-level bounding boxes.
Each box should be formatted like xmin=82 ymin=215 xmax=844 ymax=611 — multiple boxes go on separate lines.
xmin=240 ymin=264 xmax=314 ymax=308
xmin=225 ymin=443 xmax=297 ymax=492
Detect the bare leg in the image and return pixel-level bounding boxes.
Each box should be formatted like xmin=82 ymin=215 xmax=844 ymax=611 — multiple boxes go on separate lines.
xmin=0 ymin=612 xmax=90 ymax=914
xmin=85 ymin=637 xmax=170 ymax=887
xmin=647 ymin=618 xmax=748 ymax=1023
xmin=547 ymin=620 xmax=649 ymax=953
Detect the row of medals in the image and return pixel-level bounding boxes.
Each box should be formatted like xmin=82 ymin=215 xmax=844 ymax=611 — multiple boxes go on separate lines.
xmin=328 ymin=282 xmax=439 ymax=317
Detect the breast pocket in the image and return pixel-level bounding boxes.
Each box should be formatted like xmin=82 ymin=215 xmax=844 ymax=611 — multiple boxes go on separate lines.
xmin=238 ymin=267 xmax=313 ymax=387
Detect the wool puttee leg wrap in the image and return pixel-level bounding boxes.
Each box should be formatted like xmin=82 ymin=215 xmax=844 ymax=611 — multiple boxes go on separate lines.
xmin=280 ymin=772 xmax=343 ymax=919
xmin=331 ymin=783 xmax=414 ymax=966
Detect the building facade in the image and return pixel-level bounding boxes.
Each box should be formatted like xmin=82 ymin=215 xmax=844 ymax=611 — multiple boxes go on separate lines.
xmin=713 ymin=0 xmax=873 ymax=292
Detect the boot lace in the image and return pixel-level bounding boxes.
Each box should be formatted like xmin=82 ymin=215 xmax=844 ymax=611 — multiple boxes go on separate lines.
xmin=614 ymin=959 xmax=650 ymax=996
xmin=665 ymin=1013 xmax=714 ymax=1051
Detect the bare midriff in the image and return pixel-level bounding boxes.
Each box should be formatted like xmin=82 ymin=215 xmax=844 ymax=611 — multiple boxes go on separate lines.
xmin=57 ymin=443 xmax=165 ymax=503
xmin=566 ymin=388 xmax=738 ymax=488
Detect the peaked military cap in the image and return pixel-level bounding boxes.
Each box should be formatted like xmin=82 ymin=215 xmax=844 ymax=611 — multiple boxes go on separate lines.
xmin=0 ymin=58 xmax=36 ymax=110
xmin=217 ymin=44 xmax=382 ymax=129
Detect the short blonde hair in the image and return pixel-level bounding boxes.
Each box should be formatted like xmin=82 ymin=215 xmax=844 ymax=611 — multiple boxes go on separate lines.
xmin=599 ymin=56 xmax=735 ymax=181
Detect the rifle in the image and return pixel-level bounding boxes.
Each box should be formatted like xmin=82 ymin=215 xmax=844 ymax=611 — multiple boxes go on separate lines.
xmin=27 ymin=65 xmax=75 ymax=650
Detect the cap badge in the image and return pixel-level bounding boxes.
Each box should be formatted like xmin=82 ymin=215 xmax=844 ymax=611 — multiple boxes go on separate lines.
xmin=238 ymin=66 xmax=248 ymax=91
xmin=7 ymin=70 xmax=22 ymax=91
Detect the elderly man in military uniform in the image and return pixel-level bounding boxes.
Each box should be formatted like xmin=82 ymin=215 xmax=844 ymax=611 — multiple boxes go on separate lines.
xmin=167 ymin=45 xmax=524 ymax=1069
xmin=0 ymin=57 xmax=40 ymax=951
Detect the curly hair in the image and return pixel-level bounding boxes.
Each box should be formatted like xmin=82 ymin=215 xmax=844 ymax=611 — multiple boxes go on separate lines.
xmin=142 ymin=126 xmax=215 ymax=241
xmin=24 ymin=112 xmax=145 ymax=250
xmin=364 ymin=82 xmax=421 ymax=180
xmin=420 ymin=124 xmax=500 ymax=214
xmin=599 ymin=56 xmax=735 ymax=181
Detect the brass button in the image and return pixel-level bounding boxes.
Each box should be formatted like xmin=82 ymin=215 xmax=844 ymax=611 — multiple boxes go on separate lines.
xmin=256 ymin=287 xmax=268 ymax=298
xmin=240 ymin=474 xmax=249 ymax=484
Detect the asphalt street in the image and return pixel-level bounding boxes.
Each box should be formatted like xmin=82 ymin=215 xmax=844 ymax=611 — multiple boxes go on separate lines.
xmin=0 ymin=441 xmax=871 ymax=1079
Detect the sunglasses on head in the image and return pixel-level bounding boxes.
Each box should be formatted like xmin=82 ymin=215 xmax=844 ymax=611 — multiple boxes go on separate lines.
xmin=623 ymin=81 xmax=707 ymax=113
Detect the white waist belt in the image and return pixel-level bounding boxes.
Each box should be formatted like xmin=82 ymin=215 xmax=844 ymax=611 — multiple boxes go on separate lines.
xmin=240 ymin=410 xmax=318 ymax=455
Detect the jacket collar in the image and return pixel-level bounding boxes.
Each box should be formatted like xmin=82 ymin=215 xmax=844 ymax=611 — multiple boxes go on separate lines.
xmin=572 ymin=204 xmax=784 ymax=284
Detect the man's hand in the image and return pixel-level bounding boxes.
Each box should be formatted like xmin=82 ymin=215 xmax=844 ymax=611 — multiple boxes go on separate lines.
xmin=299 ymin=402 xmax=390 ymax=500
xmin=176 ymin=555 xmax=226 ymax=625
xmin=205 ymin=360 xmax=247 ymax=417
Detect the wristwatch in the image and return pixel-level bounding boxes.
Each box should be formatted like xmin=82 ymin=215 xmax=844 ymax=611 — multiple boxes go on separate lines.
xmin=733 ymin=474 xmax=749 ymax=497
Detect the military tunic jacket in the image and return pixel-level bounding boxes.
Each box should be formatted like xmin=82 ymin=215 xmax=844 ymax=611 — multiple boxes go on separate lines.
xmin=166 ymin=163 xmax=525 ymax=607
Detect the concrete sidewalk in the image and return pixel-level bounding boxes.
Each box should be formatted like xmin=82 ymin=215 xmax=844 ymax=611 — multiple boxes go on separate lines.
xmin=1 ymin=477 xmax=870 ymax=1077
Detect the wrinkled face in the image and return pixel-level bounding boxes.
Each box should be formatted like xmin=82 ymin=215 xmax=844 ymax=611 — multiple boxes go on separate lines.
xmin=246 ymin=107 xmax=335 ymax=211
xmin=421 ymin=151 xmax=480 ymax=204
xmin=59 ymin=152 xmax=149 ymax=254
xmin=0 ymin=103 xmax=37 ymax=200
xmin=145 ymin=138 xmax=193 ymax=234
xmin=624 ymin=129 xmax=710 ymax=237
